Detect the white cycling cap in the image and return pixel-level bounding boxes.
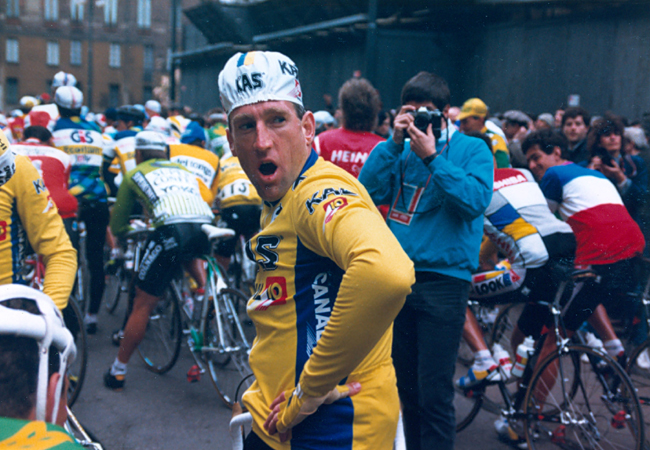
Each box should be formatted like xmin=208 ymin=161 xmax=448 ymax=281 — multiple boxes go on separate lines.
xmin=52 ymin=71 xmax=77 ymax=88
xmin=55 ymin=86 xmax=84 ymax=109
xmin=144 ymin=100 xmax=161 ymax=114
xmin=20 ymin=96 xmax=40 ymax=109
xmin=218 ymin=51 xmax=303 ymax=115
xmin=0 ymin=128 xmax=15 ymax=187
xmin=135 ymin=130 xmax=167 ymax=152
xmin=0 ymin=284 xmax=76 ymax=423
xmin=314 ymin=110 xmax=335 ymax=127
xmin=145 ymin=116 xmax=172 ymax=137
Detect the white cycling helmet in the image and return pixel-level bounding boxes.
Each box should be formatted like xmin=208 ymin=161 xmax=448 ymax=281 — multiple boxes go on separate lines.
xmin=52 ymin=71 xmax=77 ymax=88
xmin=135 ymin=130 xmax=167 ymax=152
xmin=55 ymin=86 xmax=84 ymax=110
xmin=0 ymin=285 xmax=76 ymax=423
xmin=145 ymin=116 xmax=172 ymax=137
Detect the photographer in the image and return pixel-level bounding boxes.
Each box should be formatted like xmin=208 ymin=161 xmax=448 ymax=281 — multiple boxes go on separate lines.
xmin=587 ymin=115 xmax=648 ymax=226
xmin=359 ymin=72 xmax=493 ymax=450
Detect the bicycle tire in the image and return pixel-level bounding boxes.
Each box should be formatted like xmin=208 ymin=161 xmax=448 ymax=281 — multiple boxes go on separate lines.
xmin=524 ymin=344 xmax=644 ymax=450
xmin=489 ymin=303 xmax=524 ymax=352
xmin=626 ymin=338 xmax=650 ymax=450
xmin=63 ymin=297 xmax=88 ymax=407
xmin=136 ymin=280 xmax=183 ymax=374
xmin=103 ymin=264 xmax=125 ymax=314
xmin=204 ymin=288 xmax=255 ymax=409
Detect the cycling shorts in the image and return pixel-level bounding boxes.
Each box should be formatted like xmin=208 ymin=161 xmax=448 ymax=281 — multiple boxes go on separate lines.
xmin=137 ymin=223 xmax=210 ymax=296
xmin=216 ymin=204 xmax=261 ymax=257
xmin=518 ymin=257 xmax=638 ymax=336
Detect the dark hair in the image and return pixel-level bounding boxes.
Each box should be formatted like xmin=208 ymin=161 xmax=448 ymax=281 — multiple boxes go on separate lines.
xmin=0 ymin=298 xmax=60 ymax=419
xmin=24 ymin=126 xmax=52 ymax=143
xmin=188 ymin=113 xmax=206 ymax=128
xmin=561 ymin=107 xmax=591 ymax=128
xmin=587 ymin=115 xmax=626 ymax=158
xmin=58 ymin=105 xmax=81 ymax=119
xmin=522 ymin=129 xmax=568 ymax=157
xmin=338 ymin=78 xmax=380 ymax=132
xmin=464 ymin=131 xmax=493 ymax=153
xmin=401 ymin=72 xmax=450 ymax=111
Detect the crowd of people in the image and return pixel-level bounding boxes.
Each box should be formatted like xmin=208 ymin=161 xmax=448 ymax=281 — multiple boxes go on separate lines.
xmin=0 ymin=51 xmax=649 ymax=450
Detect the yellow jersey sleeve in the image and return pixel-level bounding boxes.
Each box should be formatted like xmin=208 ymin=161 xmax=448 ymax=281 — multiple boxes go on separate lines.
xmin=13 ymin=156 xmax=77 ymax=309
xmin=290 ymin=164 xmax=414 ymax=397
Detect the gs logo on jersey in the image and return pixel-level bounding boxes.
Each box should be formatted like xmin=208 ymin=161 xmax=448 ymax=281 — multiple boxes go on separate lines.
xmin=323 ymin=196 xmax=348 ymax=225
xmin=253 ymin=276 xmax=288 ymax=311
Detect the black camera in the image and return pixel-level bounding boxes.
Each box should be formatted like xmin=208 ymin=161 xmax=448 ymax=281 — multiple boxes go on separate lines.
xmin=408 ymin=107 xmax=443 ymax=139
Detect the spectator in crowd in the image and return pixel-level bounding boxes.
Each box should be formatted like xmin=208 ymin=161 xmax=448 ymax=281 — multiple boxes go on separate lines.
xmin=502 ymin=110 xmax=531 ymax=168
xmin=314 ymin=78 xmax=384 ymax=178
xmin=359 ymin=72 xmax=493 ymax=450
xmin=587 ymin=115 xmax=648 ymax=227
xmin=458 ymin=97 xmax=509 ymax=167
xmin=554 ymin=107 xmax=565 ymax=129
xmin=561 ymin=106 xmax=591 ymax=164
xmin=625 ymin=126 xmax=650 ymax=255
xmin=374 ymin=110 xmax=393 ymax=139
xmin=313 ymin=110 xmax=336 ymax=135
xmin=535 ymin=112 xmax=554 ymax=130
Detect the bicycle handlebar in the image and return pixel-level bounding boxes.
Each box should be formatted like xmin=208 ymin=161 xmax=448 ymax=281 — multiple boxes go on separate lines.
xmin=229 ymin=411 xmax=252 ymax=450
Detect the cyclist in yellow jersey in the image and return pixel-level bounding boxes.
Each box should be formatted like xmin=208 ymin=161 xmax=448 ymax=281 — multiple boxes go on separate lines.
xmin=214 ymin=144 xmax=262 ymax=269
xmin=219 ymin=51 xmax=414 ymax=450
xmin=0 ymin=129 xmax=76 ymax=310
xmin=169 ymin=121 xmax=220 ymax=206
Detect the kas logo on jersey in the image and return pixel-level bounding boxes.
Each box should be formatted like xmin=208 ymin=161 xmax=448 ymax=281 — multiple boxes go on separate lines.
xmin=253 ymin=276 xmax=287 ymax=311
xmin=323 ymin=197 xmax=348 ymax=225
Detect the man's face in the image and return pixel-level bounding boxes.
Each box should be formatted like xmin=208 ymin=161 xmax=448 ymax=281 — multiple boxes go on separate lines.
xmin=227 ymin=101 xmax=315 ymax=202
xmin=503 ymin=121 xmax=520 ymax=140
xmin=459 ymin=116 xmax=484 ymax=133
xmin=562 ymin=116 xmax=588 ymax=144
xmin=526 ymin=144 xmax=563 ymax=180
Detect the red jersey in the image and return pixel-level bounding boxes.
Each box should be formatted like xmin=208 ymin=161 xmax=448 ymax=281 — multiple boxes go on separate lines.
xmin=12 ymin=140 xmax=78 ymax=219
xmin=314 ymin=128 xmax=385 ymax=178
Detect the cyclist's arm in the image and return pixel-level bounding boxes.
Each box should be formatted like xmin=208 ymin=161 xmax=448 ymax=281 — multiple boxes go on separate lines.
xmin=16 ymin=156 xmax=77 ymax=310
xmin=109 ymin=172 xmax=137 ymax=238
xmin=293 ymin=178 xmax=414 ymax=397
xmin=208 ymin=160 xmax=221 ymax=208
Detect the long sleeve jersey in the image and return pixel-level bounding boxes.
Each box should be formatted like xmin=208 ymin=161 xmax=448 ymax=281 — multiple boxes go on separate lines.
xmin=243 ymin=151 xmax=414 ymax=450
xmin=0 ymin=155 xmax=77 ymax=309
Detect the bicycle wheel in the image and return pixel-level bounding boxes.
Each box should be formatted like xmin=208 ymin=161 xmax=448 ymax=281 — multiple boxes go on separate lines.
xmin=489 ymin=303 xmax=525 ymax=352
xmin=62 ymin=297 xmax=87 ymax=407
xmin=524 ymin=344 xmax=644 ymax=450
xmin=204 ymin=288 xmax=255 ymax=408
xmin=626 ymin=339 xmax=650 ymax=449
xmin=103 ymin=263 xmax=126 ymax=314
xmin=136 ymin=281 xmax=182 ymax=374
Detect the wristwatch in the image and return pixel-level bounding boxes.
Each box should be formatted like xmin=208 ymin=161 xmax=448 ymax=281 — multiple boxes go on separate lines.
xmin=422 ymin=153 xmax=438 ymax=166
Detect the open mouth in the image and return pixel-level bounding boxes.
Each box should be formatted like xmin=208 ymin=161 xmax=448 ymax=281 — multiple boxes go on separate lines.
xmin=259 ymin=162 xmax=277 ymax=176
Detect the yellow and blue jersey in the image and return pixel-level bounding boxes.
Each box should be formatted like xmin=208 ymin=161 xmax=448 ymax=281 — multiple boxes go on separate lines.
xmin=0 ymin=155 xmax=77 ymax=309
xmin=243 ymin=151 xmax=414 ymax=449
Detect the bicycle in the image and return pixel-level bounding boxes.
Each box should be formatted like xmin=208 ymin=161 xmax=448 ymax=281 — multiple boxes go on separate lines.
xmin=65 ymin=406 xmax=104 ymax=450
xmin=454 ymin=272 xmax=645 ymax=449
xmin=129 ymin=223 xmax=256 ymax=408
xmin=21 ymin=253 xmax=88 ymax=407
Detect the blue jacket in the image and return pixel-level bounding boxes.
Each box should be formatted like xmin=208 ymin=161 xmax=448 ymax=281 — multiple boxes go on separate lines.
xmin=359 ymin=130 xmax=493 ymax=281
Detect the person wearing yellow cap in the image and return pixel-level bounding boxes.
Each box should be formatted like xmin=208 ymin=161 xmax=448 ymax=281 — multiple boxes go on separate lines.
xmin=0 ymin=128 xmax=77 ymax=311
xmin=458 ymin=97 xmax=510 ymax=168
xmin=219 ymin=50 xmax=414 ymax=450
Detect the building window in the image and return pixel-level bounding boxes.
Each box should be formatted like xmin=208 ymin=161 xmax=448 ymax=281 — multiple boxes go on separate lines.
xmin=46 ymin=42 xmax=60 ymax=66
xmin=70 ymin=40 xmax=82 ymax=66
xmin=70 ymin=0 xmax=84 ymax=21
xmin=109 ymin=44 xmax=121 ymax=68
xmin=6 ymin=78 xmax=19 ymax=105
xmin=44 ymin=0 xmax=58 ymax=21
xmin=137 ymin=0 xmax=151 ymax=28
xmin=104 ymin=0 xmax=118 ymax=25
xmin=6 ymin=39 xmax=19 ymax=63
xmin=7 ymin=0 xmax=19 ymax=18
xmin=143 ymin=86 xmax=153 ymax=102
xmin=109 ymin=84 xmax=120 ymax=107
xmin=144 ymin=45 xmax=154 ymax=72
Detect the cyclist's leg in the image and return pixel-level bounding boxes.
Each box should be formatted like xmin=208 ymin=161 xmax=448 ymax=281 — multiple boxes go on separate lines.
xmin=79 ymin=202 xmax=109 ymax=329
xmin=117 ymin=287 xmax=160 ymax=363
